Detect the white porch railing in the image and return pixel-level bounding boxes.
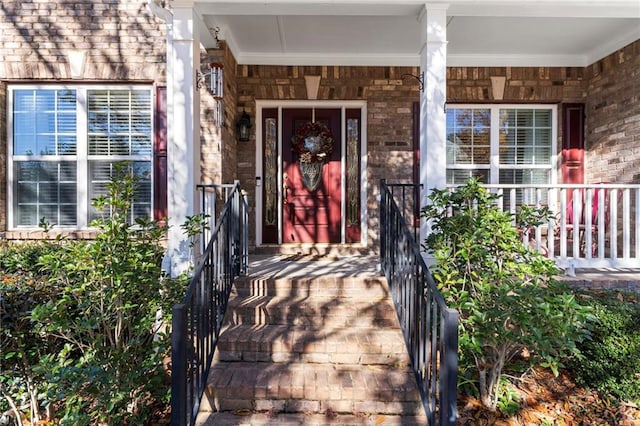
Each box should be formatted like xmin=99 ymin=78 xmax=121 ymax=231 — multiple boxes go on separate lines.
xmin=482 ymin=184 xmax=640 ymax=269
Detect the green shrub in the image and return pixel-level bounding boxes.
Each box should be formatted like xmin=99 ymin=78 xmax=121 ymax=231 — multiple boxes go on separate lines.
xmin=421 ymin=178 xmax=592 ymax=411
xmin=0 ymin=272 xmax=62 ymax=424
xmin=568 ymin=290 xmax=640 ymax=404
xmin=1 ymin=163 xmax=187 ymax=425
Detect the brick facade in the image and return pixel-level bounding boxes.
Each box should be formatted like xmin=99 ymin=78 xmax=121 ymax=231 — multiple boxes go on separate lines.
xmin=585 ymin=40 xmax=640 ymax=184
xmin=1 ymin=1 xmax=638 ymax=247
xmin=235 ymin=65 xmax=420 ymax=246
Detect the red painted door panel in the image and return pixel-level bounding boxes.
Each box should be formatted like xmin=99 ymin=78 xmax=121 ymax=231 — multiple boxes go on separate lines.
xmin=282 ymin=108 xmax=341 ymax=243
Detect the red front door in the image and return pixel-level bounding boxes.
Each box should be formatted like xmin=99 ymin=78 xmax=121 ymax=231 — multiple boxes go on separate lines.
xmin=282 ymin=108 xmax=342 ymax=243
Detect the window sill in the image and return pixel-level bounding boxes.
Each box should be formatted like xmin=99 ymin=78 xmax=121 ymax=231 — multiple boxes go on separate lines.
xmin=2 ymin=230 xmax=99 ymax=240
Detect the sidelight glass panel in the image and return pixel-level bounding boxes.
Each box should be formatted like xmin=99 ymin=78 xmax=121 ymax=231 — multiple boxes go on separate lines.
xmin=346 ymin=118 xmax=360 ymax=226
xmin=264 ymin=118 xmax=278 ymax=226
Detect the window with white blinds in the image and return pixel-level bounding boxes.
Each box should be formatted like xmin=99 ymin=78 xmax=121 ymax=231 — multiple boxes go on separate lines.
xmin=446 ymin=105 xmax=557 ymax=188
xmin=9 ymin=86 xmax=153 ymax=229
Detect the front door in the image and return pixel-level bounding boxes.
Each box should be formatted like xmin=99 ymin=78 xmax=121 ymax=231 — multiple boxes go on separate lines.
xmin=282 ymin=108 xmax=341 ymax=243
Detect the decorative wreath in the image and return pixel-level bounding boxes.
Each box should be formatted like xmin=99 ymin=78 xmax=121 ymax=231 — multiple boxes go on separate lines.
xmin=291 ymin=121 xmax=334 ymax=164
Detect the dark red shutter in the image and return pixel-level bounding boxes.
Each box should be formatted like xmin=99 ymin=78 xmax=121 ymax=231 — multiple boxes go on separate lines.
xmin=562 ymin=104 xmax=585 ymax=184
xmin=154 ymin=85 xmax=168 ymax=222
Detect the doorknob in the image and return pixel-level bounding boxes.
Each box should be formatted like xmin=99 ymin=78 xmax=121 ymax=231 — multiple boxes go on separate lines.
xmin=283 ymin=173 xmax=288 ymax=204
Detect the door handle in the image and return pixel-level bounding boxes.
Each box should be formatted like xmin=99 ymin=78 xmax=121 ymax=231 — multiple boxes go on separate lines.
xmin=283 ymin=173 xmax=288 ymax=204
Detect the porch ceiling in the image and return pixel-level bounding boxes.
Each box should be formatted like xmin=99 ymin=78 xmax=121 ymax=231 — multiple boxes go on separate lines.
xmin=195 ymin=0 xmax=640 ymax=67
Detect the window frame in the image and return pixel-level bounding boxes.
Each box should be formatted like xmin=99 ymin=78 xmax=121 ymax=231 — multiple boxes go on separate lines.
xmin=7 ymin=84 xmax=155 ymax=230
xmin=446 ymin=104 xmax=558 ymax=186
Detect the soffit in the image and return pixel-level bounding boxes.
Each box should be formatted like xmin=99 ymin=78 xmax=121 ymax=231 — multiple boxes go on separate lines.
xmin=193 ymin=0 xmax=640 ymax=67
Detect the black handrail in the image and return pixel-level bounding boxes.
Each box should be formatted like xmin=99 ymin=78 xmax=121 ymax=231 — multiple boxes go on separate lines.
xmin=380 ymin=179 xmax=459 ymax=426
xmin=171 ymin=182 xmax=248 ymax=426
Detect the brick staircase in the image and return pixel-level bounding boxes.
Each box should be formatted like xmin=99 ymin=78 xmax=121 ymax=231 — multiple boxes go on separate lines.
xmin=195 ymin=258 xmax=427 ymax=425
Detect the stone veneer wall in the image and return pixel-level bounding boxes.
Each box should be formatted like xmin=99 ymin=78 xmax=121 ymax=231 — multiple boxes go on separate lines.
xmin=584 ymin=39 xmax=640 ymax=184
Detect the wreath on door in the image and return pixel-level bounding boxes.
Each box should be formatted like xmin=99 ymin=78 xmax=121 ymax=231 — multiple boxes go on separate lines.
xmin=291 ymin=121 xmax=334 ymax=164
xmin=291 ymin=121 xmax=334 ymax=190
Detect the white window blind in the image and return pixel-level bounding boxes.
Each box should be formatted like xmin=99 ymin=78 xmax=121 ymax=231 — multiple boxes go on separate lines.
xmin=9 ymin=86 xmax=153 ymax=229
xmin=447 ymin=105 xmax=556 ymax=186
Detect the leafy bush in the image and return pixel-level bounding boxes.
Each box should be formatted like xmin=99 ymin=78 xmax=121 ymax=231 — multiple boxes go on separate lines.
xmin=1 ymin=270 xmax=62 ymax=425
xmin=421 ymin=178 xmax=592 ymax=411
xmin=1 ymin=164 xmax=187 ymax=425
xmin=568 ymin=290 xmax=640 ymax=404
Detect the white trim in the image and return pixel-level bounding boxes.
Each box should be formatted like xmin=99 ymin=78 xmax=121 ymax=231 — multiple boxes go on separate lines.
xmin=254 ymin=100 xmax=368 ymax=247
xmin=6 ymin=84 xmax=154 ymax=231
xmin=445 ymin=103 xmax=559 ymax=187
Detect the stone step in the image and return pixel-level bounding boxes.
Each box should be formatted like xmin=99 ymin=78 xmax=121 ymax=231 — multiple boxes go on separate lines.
xmin=232 ymin=276 xmax=389 ymax=300
xmin=196 ymin=411 xmax=428 ymax=425
xmin=201 ymin=362 xmax=425 ymax=416
xmin=224 ymin=292 xmax=398 ymax=328
xmin=215 ymin=324 xmax=411 ymax=365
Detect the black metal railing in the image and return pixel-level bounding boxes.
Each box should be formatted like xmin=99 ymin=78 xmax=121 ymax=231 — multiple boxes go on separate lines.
xmin=380 ymin=179 xmax=459 ymax=426
xmin=171 ymin=182 xmax=249 ymax=426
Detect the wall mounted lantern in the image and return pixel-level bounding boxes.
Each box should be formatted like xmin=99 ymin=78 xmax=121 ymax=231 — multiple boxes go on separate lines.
xmin=236 ymin=110 xmax=252 ymax=141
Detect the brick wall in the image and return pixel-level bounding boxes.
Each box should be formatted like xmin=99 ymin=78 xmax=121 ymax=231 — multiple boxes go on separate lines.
xmin=0 ymin=0 xmax=168 ymax=234
xmin=447 ymin=66 xmax=585 ymax=103
xmin=585 ymin=40 xmax=640 ymax=184
xmin=200 ymin=43 xmax=239 ymax=186
xmin=236 ymin=65 xmax=420 ymax=246
xmin=0 ymin=0 xmax=166 ymax=82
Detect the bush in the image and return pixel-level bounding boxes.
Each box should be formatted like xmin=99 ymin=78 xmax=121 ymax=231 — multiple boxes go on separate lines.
xmin=421 ymin=178 xmax=592 ymax=411
xmin=568 ymin=290 xmax=640 ymax=404
xmin=1 ymin=164 xmax=187 ymax=425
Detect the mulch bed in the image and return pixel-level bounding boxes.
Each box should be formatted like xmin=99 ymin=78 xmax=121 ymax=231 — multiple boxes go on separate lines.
xmin=458 ymin=368 xmax=640 ymax=425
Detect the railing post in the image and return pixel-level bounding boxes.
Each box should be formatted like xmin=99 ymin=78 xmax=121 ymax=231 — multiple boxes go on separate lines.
xmin=171 ymin=303 xmax=187 ymax=426
xmin=380 ymin=179 xmax=387 ymax=273
xmin=439 ymin=308 xmax=459 ymax=426
xmin=241 ymin=189 xmax=249 ymax=275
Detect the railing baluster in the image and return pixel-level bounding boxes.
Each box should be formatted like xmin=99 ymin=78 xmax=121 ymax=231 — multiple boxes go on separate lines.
xmin=636 ymin=188 xmax=640 ymax=260
xmin=380 ymin=180 xmax=458 ymax=426
xmin=623 ymin=188 xmax=630 ymax=259
xmin=610 ymin=189 xmax=618 ymax=259
xmin=172 ymin=182 xmax=248 ymax=426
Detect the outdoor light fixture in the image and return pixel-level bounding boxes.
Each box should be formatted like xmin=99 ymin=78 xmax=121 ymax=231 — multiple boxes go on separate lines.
xmin=236 ymin=110 xmax=252 ymax=141
xmin=402 ymin=72 xmax=425 ymax=92
xmin=197 ymin=62 xmax=224 ymax=98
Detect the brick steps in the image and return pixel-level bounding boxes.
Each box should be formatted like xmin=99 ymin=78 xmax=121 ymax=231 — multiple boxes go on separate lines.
xmin=203 ymin=362 xmax=423 ymax=414
xmin=196 ymin=272 xmax=427 ymax=425
xmin=215 ymin=325 xmax=410 ymax=365
xmin=196 ymin=412 xmax=428 ymax=425
xmin=224 ymin=294 xmax=398 ymax=328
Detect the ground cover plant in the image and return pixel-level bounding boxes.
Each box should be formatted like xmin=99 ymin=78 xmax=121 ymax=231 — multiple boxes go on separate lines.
xmin=0 ymin=165 xmax=186 ymax=425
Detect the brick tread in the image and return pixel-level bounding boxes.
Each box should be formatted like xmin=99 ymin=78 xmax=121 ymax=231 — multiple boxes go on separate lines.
xmin=196 ymin=412 xmax=428 ymax=425
xmin=216 ymin=324 xmax=410 ymax=365
xmin=205 ymin=361 xmax=423 ymax=413
xmin=224 ymin=294 xmax=399 ymax=327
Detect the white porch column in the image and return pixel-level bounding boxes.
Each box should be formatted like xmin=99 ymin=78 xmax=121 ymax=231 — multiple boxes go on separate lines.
xmin=166 ymin=1 xmax=202 ymax=276
xmin=419 ymin=3 xmax=448 ymax=246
